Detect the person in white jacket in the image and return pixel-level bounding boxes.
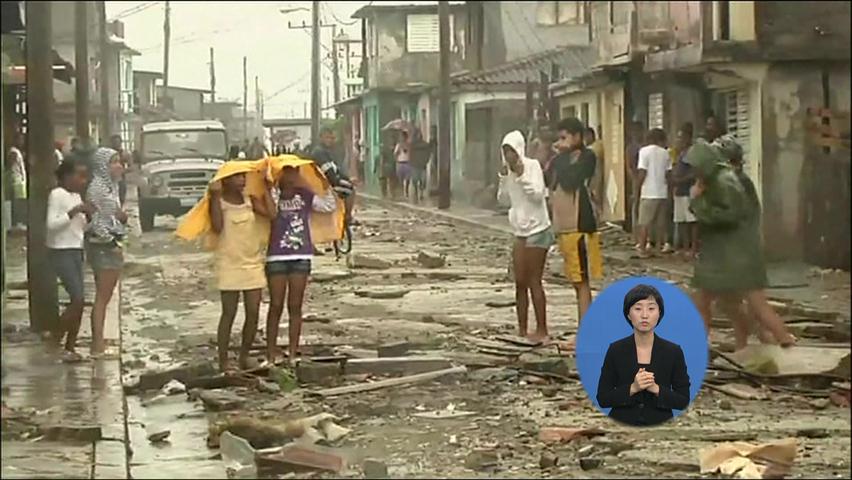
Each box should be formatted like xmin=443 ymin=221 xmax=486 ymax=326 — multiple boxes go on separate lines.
xmin=497 ymin=130 xmax=554 ymax=341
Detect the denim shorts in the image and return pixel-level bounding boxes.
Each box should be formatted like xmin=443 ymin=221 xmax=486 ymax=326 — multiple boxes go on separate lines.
xmin=86 ymin=241 xmax=124 ymax=272
xmin=50 ymin=249 xmax=85 ymax=302
xmin=520 ymin=228 xmax=555 ymax=250
xmin=266 ymin=259 xmax=312 ymax=276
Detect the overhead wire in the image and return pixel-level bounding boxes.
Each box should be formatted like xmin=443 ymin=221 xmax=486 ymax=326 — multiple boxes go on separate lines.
xmin=109 ymin=1 xmax=160 ymax=21
xmin=321 ymin=1 xmax=360 ymax=26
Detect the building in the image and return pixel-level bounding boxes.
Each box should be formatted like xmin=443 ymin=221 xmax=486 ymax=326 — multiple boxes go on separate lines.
xmin=156 ymin=85 xmax=210 ymax=121
xmin=575 ymin=1 xmax=851 ymax=269
xmin=263 ymin=118 xmax=311 ymax=153
xmin=352 ymin=1 xmax=470 ymax=194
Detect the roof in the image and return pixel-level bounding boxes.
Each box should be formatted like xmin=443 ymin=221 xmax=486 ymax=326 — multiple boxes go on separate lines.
xmin=157 ymin=84 xmax=212 ymax=94
xmin=108 ymin=34 xmax=140 ymax=55
xmin=452 ymin=46 xmax=595 ymax=87
xmin=134 ymin=70 xmax=163 ymax=78
xmin=352 ymin=1 xmax=465 ymax=18
xmin=262 ymin=118 xmax=312 ymax=128
xmin=142 ymin=120 xmax=226 ymax=133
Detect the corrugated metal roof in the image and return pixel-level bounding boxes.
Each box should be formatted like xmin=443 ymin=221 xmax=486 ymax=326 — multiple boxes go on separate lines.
xmin=452 ymin=46 xmax=595 ymax=87
xmin=352 ymin=1 xmax=466 ymax=18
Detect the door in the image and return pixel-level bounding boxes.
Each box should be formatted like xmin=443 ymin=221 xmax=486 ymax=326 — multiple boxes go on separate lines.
xmin=601 ymin=85 xmax=626 ymax=222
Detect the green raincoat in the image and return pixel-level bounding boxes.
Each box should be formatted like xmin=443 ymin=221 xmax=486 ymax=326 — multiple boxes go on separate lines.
xmin=685 ymin=141 xmax=768 ymax=292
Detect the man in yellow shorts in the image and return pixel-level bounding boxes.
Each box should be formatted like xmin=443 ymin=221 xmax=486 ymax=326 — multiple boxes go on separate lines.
xmin=546 ymin=118 xmax=604 ymax=323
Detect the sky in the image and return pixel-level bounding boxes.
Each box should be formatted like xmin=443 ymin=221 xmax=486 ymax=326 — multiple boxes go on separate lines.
xmin=106 ymin=1 xmax=368 ymax=119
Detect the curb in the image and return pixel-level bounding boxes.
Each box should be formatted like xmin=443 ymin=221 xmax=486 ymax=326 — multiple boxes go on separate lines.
xmin=358 ymin=193 xmax=513 ymax=236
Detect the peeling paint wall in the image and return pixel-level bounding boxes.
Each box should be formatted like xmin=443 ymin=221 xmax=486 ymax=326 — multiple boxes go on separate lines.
xmin=367 ymin=10 xmax=467 ymax=89
xmin=759 ymin=62 xmax=850 ymax=261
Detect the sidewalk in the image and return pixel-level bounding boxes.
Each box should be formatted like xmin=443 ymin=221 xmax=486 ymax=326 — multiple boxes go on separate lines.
xmin=359 ymin=193 xmax=851 ymax=319
xmin=1 ymin=237 xmax=127 ymax=479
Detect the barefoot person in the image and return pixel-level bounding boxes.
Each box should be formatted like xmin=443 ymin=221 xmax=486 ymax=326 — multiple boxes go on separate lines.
xmin=85 ymin=148 xmax=128 ymax=358
xmin=208 ymin=168 xmax=274 ymax=373
xmin=547 ymin=118 xmax=603 ymax=324
xmin=497 ymin=131 xmax=553 ymax=341
xmin=47 ymin=159 xmax=95 ymax=361
xmin=265 ymin=166 xmax=338 ymax=365
xmin=684 ymin=139 xmax=796 ymax=349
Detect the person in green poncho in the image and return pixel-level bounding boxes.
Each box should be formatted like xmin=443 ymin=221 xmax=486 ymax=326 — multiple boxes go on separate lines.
xmin=684 ymin=138 xmax=796 ymax=350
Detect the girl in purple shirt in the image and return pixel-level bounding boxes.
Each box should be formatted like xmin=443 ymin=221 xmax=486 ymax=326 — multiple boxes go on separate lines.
xmin=265 ymin=166 xmax=337 ymax=365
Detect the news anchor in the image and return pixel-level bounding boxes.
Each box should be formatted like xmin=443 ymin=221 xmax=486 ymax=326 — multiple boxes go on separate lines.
xmin=596 ymin=284 xmax=691 ymax=426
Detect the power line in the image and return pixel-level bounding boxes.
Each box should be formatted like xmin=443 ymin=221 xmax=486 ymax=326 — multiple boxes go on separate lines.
xmin=265 ymin=69 xmax=312 ymax=101
xmin=110 ymin=1 xmax=159 ymax=21
xmin=321 ymin=1 xmax=359 ymax=26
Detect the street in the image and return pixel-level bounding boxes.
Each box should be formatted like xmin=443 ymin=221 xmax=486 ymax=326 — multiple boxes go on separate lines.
xmin=3 ymin=192 xmax=849 ymax=478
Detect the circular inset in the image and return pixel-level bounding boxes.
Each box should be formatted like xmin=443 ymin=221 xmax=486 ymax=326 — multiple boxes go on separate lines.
xmin=576 ymin=276 xmax=708 ymax=427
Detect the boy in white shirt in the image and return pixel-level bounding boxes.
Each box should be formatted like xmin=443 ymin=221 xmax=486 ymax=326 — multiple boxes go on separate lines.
xmin=636 ymin=128 xmax=672 ymax=256
xmin=497 ymin=130 xmax=554 ymax=341
xmin=47 ymin=159 xmax=95 ymax=361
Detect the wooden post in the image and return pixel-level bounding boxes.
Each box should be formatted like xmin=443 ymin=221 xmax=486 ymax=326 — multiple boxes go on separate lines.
xmin=98 ymin=1 xmax=111 ymax=140
xmin=437 ymin=1 xmax=451 ymax=210
xmin=26 ymin=0 xmax=59 ymax=333
xmin=310 ymin=0 xmax=321 ymax=145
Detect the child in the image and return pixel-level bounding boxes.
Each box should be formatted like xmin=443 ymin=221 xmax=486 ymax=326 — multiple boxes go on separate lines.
xmin=265 ymin=166 xmax=337 ymax=365
xmin=497 ymin=131 xmax=553 ymax=341
xmin=209 ymin=171 xmax=274 ymax=373
xmin=47 ymin=158 xmax=94 ymax=361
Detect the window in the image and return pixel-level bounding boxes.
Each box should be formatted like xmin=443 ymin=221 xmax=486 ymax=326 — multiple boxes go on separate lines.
xmin=724 ymin=88 xmax=749 ymax=160
xmin=406 ymin=14 xmax=454 ymax=53
xmin=581 ymin=102 xmax=590 ymax=125
xmin=648 ymin=93 xmax=664 ymax=130
xmin=120 ymin=121 xmax=134 ymax=151
xmin=562 ymin=105 xmax=577 ymax=119
xmin=537 ymin=2 xmax=586 ymax=26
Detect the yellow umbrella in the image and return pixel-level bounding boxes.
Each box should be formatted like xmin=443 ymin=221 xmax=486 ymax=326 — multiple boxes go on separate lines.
xmin=175 ymin=156 xmax=344 ymax=250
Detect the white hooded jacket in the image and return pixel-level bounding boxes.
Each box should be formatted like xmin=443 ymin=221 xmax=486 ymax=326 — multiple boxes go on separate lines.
xmin=497 ymin=131 xmax=551 ymax=237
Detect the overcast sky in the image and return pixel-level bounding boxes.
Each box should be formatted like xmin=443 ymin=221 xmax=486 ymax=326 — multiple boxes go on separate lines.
xmin=106 ymin=1 xmax=367 ymax=119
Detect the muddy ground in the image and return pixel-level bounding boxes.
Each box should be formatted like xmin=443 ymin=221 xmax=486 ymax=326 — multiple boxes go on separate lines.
xmin=110 ymin=197 xmax=851 ymax=479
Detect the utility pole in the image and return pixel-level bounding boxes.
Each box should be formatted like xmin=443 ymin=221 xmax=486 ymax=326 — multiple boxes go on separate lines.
xmin=331 ymin=25 xmax=340 ymax=109
xmin=26 ymin=0 xmax=59 ymax=332
xmin=437 ymin=1 xmax=451 ymax=209
xmin=209 ymin=47 xmax=216 ymax=103
xmin=75 ymin=1 xmax=91 ymax=148
xmin=162 ymin=1 xmax=171 ymax=95
xmin=98 ymin=1 xmax=111 ymax=140
xmin=311 ymin=0 xmax=321 ymax=145
xmin=243 ymin=56 xmax=248 ymax=142
xmin=255 ymin=75 xmax=260 ymax=121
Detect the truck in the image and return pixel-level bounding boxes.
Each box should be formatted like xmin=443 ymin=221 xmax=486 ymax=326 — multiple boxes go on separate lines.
xmin=137 ymin=120 xmax=228 ymax=232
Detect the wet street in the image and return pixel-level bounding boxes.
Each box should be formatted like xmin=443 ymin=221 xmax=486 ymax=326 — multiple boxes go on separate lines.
xmin=2 ymin=192 xmax=850 ymax=479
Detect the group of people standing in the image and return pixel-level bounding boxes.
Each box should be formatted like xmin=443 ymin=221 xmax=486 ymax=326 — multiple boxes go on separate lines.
xmin=379 ymin=126 xmax=436 ymax=204
xmin=498 ymin=114 xmax=795 ymax=354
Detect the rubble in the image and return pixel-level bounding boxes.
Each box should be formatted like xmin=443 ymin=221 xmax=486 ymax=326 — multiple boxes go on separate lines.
xmin=579 ymin=457 xmax=603 ymax=471
xmin=343 ymin=357 xmax=453 ymax=376
xmin=347 ymin=254 xmax=392 ymax=270
xmin=219 ymin=431 xmax=257 ymax=477
xmin=147 ymin=426 xmax=171 ymax=443
xmin=699 ymin=438 xmax=797 ymax=479
xmin=256 ymin=443 xmax=347 ymax=474
xmin=354 ymin=289 xmax=410 ymax=299
xmin=539 ymin=427 xmax=605 ymax=444
xmin=312 ymin=365 xmax=467 ymax=398
xmin=198 ymin=389 xmax=247 ymax=411
xmin=377 ymin=341 xmax=411 ymax=357
xmin=296 ymin=361 xmax=343 ymax=387
xmin=39 ymin=424 xmax=103 ymax=442
xmin=133 ymin=362 xmax=217 ymax=392
xmin=417 ymin=250 xmax=446 ymax=269
xmin=464 ymin=448 xmax=498 ymax=471
xmin=538 ymin=452 xmax=559 ymax=469
xmin=363 ymin=458 xmax=389 ymax=479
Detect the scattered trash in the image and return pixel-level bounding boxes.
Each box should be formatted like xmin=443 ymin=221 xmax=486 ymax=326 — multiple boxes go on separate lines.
xmin=707 ymin=383 xmax=768 ymax=400
xmin=198 ymin=389 xmax=247 ymax=411
xmin=161 ymin=379 xmax=187 ymax=395
xmin=579 ymin=457 xmax=602 ymax=471
xmin=344 ymin=357 xmax=453 ymax=376
xmin=147 ymin=427 xmax=171 ymax=444
xmin=256 ymin=443 xmax=347 ymax=474
xmin=258 ymin=380 xmax=282 ymax=394
xmin=485 ymin=300 xmax=516 ymax=308
xmin=539 ymin=427 xmax=605 ymax=444
xmin=219 ymin=431 xmax=258 ymax=478
xmin=377 ymin=341 xmax=411 ymax=358
xmin=412 ymin=403 xmax=476 ymax=419
xmin=347 ymin=254 xmax=392 ymax=270
xmin=699 ymin=438 xmax=797 ymax=479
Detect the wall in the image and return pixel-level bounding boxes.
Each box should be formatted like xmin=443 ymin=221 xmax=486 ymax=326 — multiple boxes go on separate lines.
xmin=481 ymin=2 xmax=591 ymax=69
xmin=759 ymin=62 xmax=832 ymax=260
xmin=158 ymin=87 xmax=204 ymax=120
xmin=367 ymin=9 xmax=467 ymax=89
xmin=756 ymin=1 xmax=851 ymax=59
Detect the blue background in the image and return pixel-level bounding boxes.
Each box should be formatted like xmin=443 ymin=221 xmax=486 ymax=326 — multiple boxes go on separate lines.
xmin=576 ymin=276 xmax=708 ymax=417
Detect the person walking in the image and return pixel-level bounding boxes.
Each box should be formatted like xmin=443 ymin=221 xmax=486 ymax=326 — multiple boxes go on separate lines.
xmin=7 ymin=133 xmax=27 ymax=230
xmin=85 ymin=148 xmax=129 ymax=358
xmin=547 ymin=118 xmax=604 ymax=324
xmin=684 ymin=138 xmax=797 ymax=349
xmin=265 ymin=166 xmax=337 ymax=365
xmin=410 ymin=129 xmax=431 ymax=204
xmin=497 ymin=130 xmax=554 ymax=341
xmin=379 ymin=131 xmax=397 ymax=199
xmin=109 ymin=135 xmax=132 ymax=206
xmin=635 ymin=128 xmax=672 ymax=256
xmin=670 ymin=123 xmax=698 ymax=258
xmin=394 ymin=130 xmax=413 ymax=199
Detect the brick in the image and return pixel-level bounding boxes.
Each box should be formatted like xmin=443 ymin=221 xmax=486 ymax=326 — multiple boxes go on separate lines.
xmin=417 ymin=250 xmax=446 ymax=269
xmin=296 ymin=361 xmax=343 ymax=387
xmin=198 ymin=389 xmax=246 ymax=411
xmin=135 ymin=362 xmax=217 ymax=392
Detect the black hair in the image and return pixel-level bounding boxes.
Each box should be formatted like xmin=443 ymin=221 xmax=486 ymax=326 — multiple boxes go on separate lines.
xmin=320 ymin=127 xmax=334 ymax=136
xmin=648 ymin=128 xmax=667 ymax=145
xmin=679 ymin=122 xmax=694 ymax=138
xmin=623 ymin=284 xmax=665 ymax=327
xmin=556 ymin=117 xmax=584 ymax=135
xmin=55 ymin=158 xmax=85 ymax=182
xmin=584 ymin=127 xmax=597 ymax=139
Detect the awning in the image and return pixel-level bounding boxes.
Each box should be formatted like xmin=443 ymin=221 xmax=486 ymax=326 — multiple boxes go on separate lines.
xmin=1 ymin=2 xmax=24 ymax=35
xmin=3 ymin=37 xmax=75 ymax=84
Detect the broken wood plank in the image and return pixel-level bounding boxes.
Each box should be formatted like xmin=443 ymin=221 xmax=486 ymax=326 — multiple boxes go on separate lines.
xmin=495 ymin=334 xmax=543 ymax=348
xmin=343 ymin=357 xmax=452 ymax=376
xmin=477 ymin=347 xmax=523 ymax=358
xmin=463 ymin=336 xmax=532 ymax=353
xmin=183 ymin=373 xmax=258 ymax=390
xmin=312 ymin=366 xmax=467 ymax=398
